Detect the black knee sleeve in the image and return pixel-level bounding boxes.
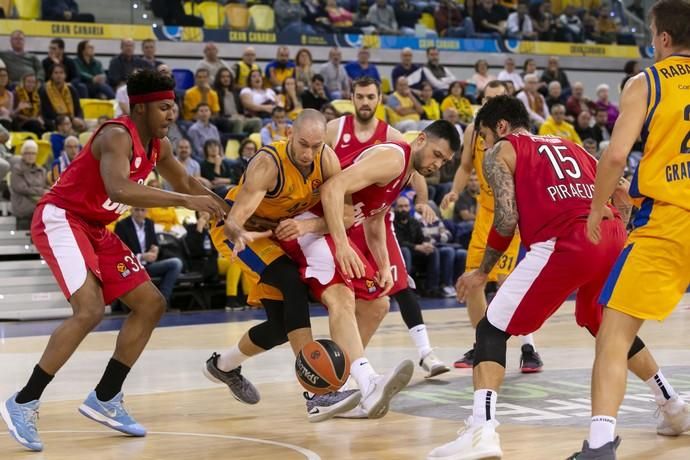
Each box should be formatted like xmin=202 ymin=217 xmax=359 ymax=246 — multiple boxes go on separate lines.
xmin=627 ymin=335 xmax=646 ymax=360
xmin=474 ymin=317 xmax=511 ymax=368
xmin=248 ymin=299 xmax=288 ymax=350
xmin=393 ymin=288 xmax=424 ymax=329
xmin=260 ymin=256 xmax=311 ymax=333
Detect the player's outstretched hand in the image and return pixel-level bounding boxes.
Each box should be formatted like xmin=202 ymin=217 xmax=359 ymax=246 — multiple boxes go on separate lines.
xmin=185 ymin=195 xmax=226 ymax=220
xmin=415 ymin=203 xmax=437 ymax=225
xmin=335 ymin=243 xmax=365 ymax=279
xmin=274 ymin=218 xmax=305 ymax=241
xmin=455 ymin=269 xmax=488 ymax=303
xmin=375 ymin=267 xmax=394 ymax=297
xmin=440 ymin=191 xmax=457 ymax=210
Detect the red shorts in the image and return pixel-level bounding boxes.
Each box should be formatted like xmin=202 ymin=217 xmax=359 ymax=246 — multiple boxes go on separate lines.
xmin=486 ymin=218 xmax=627 ymax=336
xmin=31 ymin=203 xmax=150 ymax=305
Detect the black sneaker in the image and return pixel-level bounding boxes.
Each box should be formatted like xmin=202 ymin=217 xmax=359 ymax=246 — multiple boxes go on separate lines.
xmin=520 ymin=344 xmax=543 ymax=373
xmin=225 ymin=296 xmax=244 ymax=311
xmin=454 ymin=347 xmax=474 ymax=369
xmin=203 ymin=352 xmax=260 ymax=404
xmin=567 ymin=436 xmax=621 ymax=459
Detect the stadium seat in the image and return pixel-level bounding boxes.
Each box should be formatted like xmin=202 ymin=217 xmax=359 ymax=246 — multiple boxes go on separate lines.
xmin=183 ymin=1 xmax=193 ymax=15
xmin=225 ymin=139 xmax=240 ymax=160
xmin=419 ymin=12 xmax=436 ymax=31
xmin=197 ymin=1 xmax=222 ymax=28
xmin=9 ymin=132 xmax=38 ymax=150
xmin=35 ymin=140 xmax=52 ymax=167
xmin=403 ymin=131 xmax=421 ymax=143
xmin=81 ymin=99 xmax=115 ymax=120
xmin=0 ymin=0 xmax=12 ymax=18
xmin=226 ymin=3 xmax=250 ymax=30
xmin=41 ymin=131 xmax=53 ymax=142
xmin=175 ymin=207 xmax=197 ymax=225
xmin=331 ymin=99 xmax=354 ymax=115
xmin=381 ymin=77 xmax=392 ymax=95
xmin=172 ymin=69 xmax=195 ymax=91
xmin=375 ymin=103 xmax=386 ymax=122
xmin=248 ymin=5 xmax=275 ymax=31
xmin=79 ymin=131 xmax=93 ymax=145
xmin=248 ymin=132 xmax=262 ymax=148
xmin=16 ymin=0 xmax=39 ymax=19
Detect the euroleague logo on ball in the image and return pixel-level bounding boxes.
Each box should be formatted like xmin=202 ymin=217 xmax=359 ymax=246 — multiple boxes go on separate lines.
xmin=310 ymin=350 xmax=321 ymax=360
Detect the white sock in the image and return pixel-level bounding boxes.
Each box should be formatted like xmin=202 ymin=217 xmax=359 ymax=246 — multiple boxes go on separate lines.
xmin=337 ymin=375 xmax=358 ymax=392
xmin=472 ymin=389 xmax=497 ymax=423
xmin=589 ymin=416 xmax=616 ymax=449
xmin=647 ymin=370 xmax=683 ymax=412
xmin=350 ymin=357 xmax=377 ymax=396
xmin=520 ymin=334 xmax=535 ymax=350
xmin=409 ymin=324 xmax=432 ymax=358
xmin=217 ymin=345 xmax=250 ymax=372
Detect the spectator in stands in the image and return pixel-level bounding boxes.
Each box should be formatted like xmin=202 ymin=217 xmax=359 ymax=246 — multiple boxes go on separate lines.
xmin=275 ymin=0 xmax=308 ymax=35
xmin=325 ymin=0 xmax=357 ymax=31
xmin=232 ymin=47 xmax=261 ymax=91
xmin=517 ymin=73 xmax=549 ymax=129
xmin=42 ymin=39 xmax=85 ymax=98
xmin=387 ymin=76 xmax=428 ymax=132
xmin=141 ymin=39 xmax=163 ymax=69
xmin=166 ymin=103 xmax=185 ymax=151
xmin=300 ymin=74 xmax=329 ymax=111
xmin=470 ymin=59 xmax=496 ymax=94
xmin=367 ymin=0 xmax=402 ymax=35
xmin=213 ymin=68 xmax=262 ymax=136
xmin=521 ymin=58 xmax=539 ymax=79
xmin=545 ymin=81 xmax=567 ymax=111
xmin=188 ymin=103 xmax=220 ymax=160
xmin=594 ymin=83 xmax=619 ymax=131
xmin=441 ymin=81 xmax=473 ymax=125
xmin=395 ymin=0 xmax=421 ymax=34
xmin=451 ymin=170 xmax=479 ymax=246
xmin=321 ymin=103 xmax=340 ymax=122
xmin=229 ymin=138 xmax=259 ymax=184
xmin=418 ymin=211 xmax=465 ymax=297
xmin=557 ymin=5 xmax=584 ymax=42
xmin=10 ymin=140 xmax=49 ymax=229
xmin=266 ymin=46 xmax=296 ymax=92
xmin=260 ymin=106 xmax=291 ymax=145
xmin=12 ymin=73 xmax=45 ymax=135
xmin=49 ymin=115 xmax=74 ymax=160
xmin=42 ymin=0 xmax=95 ymax=22
xmin=422 ymin=47 xmax=457 ymax=96
xmin=196 ymin=43 xmax=230 ymax=82
xmin=442 ymin=107 xmax=465 ymax=138
xmin=75 ymin=40 xmax=114 ymax=100
xmin=0 ymin=68 xmax=12 ymax=130
xmin=419 ymin=82 xmax=441 ymax=122
xmin=39 ymin=64 xmax=86 ymax=132
xmin=151 ymin=0 xmax=204 ymax=26
xmin=507 ymin=2 xmax=536 ymax=39
xmin=0 ymin=126 xmax=10 ymax=186
xmin=200 ymin=139 xmax=233 ymax=196
xmin=591 ymin=5 xmax=619 ymax=44
xmin=582 ymin=138 xmax=599 ymax=158
xmin=620 ymin=60 xmax=640 ymax=91
xmin=303 ymin=0 xmax=332 ymax=33
xmin=280 ymin=77 xmax=304 ymax=120
xmin=108 ymin=39 xmax=148 ymax=88
xmin=183 ymin=68 xmax=220 ymax=121
xmin=346 ymin=47 xmax=381 ymax=82
xmin=575 ymin=110 xmax=597 ymax=144
xmin=530 ymin=1 xmax=556 ymax=41
xmin=47 ymin=135 xmax=79 ymax=185
xmin=174 ymin=139 xmax=209 ymax=188
xmin=146 ymin=178 xmax=186 ymax=235
xmin=240 ymin=69 xmax=278 ymax=118
xmin=540 ymin=56 xmax=571 ymax=97
xmin=538 ymin=103 xmax=582 ymax=144
xmin=1 ymin=31 xmax=44 ymax=85
xmin=566 ymin=81 xmax=595 ymax=120
xmin=474 ymin=0 xmax=509 ymax=37
xmin=496 ymin=57 xmax=524 ymax=91
xmin=592 ymin=107 xmax=611 ymax=145
xmin=391 ymin=48 xmax=420 ymax=87
xmin=435 ymin=0 xmax=473 ymax=38
xmin=294 ymin=49 xmax=315 ymax=94
xmin=318 ymin=48 xmax=350 ymax=100
xmin=115 ymin=207 xmax=184 ymax=307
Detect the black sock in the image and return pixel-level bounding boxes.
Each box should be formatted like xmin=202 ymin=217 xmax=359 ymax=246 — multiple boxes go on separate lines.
xmin=16 ymin=365 xmax=54 ymax=404
xmin=95 ymin=358 xmax=131 ymax=402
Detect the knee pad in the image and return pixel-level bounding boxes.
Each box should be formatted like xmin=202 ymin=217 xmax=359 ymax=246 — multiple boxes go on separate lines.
xmin=248 ymin=321 xmax=288 ymax=351
xmin=261 ymin=257 xmax=311 ymax=333
xmin=627 ymin=336 xmax=645 ymax=360
xmin=474 ymin=317 xmax=510 ymax=368
xmin=392 ymin=288 xmax=424 ymax=329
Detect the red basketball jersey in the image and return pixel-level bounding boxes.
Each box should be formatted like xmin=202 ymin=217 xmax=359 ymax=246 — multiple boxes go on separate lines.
xmin=332 ymin=114 xmax=389 ymax=164
xmin=504 ymin=132 xmax=612 ymax=248
xmin=41 ymin=116 xmax=160 ymax=226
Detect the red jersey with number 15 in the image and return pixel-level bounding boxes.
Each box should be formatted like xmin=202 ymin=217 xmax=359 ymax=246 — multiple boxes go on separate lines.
xmin=40 ymin=116 xmax=160 ymax=226
xmin=503 ymin=132 xmax=615 ymax=248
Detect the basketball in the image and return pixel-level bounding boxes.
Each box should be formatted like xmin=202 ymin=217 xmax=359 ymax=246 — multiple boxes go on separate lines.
xmin=295 ymin=339 xmax=350 ymax=395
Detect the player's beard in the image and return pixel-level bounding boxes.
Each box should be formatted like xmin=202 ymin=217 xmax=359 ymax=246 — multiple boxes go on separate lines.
xmin=355 ymin=106 xmax=375 ymax=123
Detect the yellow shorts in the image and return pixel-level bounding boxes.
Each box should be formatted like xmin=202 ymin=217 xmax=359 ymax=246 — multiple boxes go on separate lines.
xmin=600 ymin=199 xmax=690 ymax=321
xmin=466 ymin=205 xmax=522 ymax=282
xmin=209 ymin=223 xmax=284 ymax=304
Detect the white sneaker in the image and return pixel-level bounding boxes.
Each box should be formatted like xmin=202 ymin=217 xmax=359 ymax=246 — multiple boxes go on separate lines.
xmin=656 ymin=398 xmax=690 ymax=436
xmin=442 ymin=286 xmax=457 ymax=298
xmin=420 ymin=351 xmax=451 ymax=379
xmin=427 ymin=417 xmax=502 ymax=460
xmin=360 ymin=359 xmax=414 ymax=419
xmin=333 ymin=403 xmax=369 ymax=419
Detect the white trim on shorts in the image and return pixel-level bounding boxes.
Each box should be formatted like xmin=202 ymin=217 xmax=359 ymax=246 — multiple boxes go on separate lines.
xmin=294 ymin=212 xmax=337 ymax=284
xmin=42 ymin=204 xmax=88 ymax=296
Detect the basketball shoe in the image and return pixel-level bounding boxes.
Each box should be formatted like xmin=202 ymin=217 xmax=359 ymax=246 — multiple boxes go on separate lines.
xmin=305 ymin=390 xmax=361 ymax=423
xmin=203 ymin=353 xmax=260 ymax=404
xmin=79 ymin=391 xmax=146 ymax=436
xmin=360 ymin=359 xmax=414 ymax=419
xmin=454 ymin=347 xmax=474 ymax=369
xmin=567 ymin=437 xmax=620 ymax=459
xmin=1 ymin=393 xmax=42 ymax=451
xmin=420 ymin=350 xmax=451 ymax=378
xmin=656 ymin=397 xmax=690 ymax=435
xmin=427 ymin=416 xmax=502 ymax=460
xmin=519 ymin=344 xmax=543 ymax=373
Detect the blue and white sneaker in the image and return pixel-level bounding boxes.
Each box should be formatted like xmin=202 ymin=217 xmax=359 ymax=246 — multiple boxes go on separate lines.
xmin=0 ymin=393 xmax=43 ymax=451
xmin=78 ymin=391 xmax=146 ymax=437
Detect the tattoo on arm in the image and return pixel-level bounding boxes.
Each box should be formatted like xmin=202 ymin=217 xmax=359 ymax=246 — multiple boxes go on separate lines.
xmin=480 ymin=247 xmax=504 ymax=274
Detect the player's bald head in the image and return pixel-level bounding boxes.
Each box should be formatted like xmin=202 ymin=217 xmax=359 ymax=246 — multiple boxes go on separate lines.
xmin=292 ymin=109 xmax=327 ymax=135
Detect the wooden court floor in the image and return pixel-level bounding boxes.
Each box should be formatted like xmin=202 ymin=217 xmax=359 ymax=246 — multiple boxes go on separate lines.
xmin=2 ymin=295 xmax=690 ymax=459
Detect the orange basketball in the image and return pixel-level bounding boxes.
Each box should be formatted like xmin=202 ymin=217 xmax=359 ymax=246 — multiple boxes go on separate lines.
xmin=295 ymin=339 xmax=350 ymax=395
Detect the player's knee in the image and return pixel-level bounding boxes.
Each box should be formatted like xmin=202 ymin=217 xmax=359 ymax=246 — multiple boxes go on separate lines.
xmin=149 ymin=292 xmax=167 ymax=320
xmin=324 ymin=286 xmax=356 ymax=316
xmin=73 ymin=306 xmax=105 ymax=330
xmin=474 ymin=317 xmax=510 ymax=368
xmin=249 ymin=321 xmax=288 ymax=351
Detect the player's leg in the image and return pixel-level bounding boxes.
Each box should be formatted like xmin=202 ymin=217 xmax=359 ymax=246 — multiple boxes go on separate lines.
xmin=355 ymin=297 xmax=389 ymax=348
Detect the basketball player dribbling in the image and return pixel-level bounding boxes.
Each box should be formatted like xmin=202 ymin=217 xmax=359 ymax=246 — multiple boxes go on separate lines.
xmin=1 ymin=69 xmax=227 ymax=452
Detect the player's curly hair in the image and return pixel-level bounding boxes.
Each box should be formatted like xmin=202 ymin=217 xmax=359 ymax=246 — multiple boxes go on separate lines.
xmin=127 ymin=68 xmax=175 ymax=100
xmin=475 ymin=95 xmax=530 ymax=133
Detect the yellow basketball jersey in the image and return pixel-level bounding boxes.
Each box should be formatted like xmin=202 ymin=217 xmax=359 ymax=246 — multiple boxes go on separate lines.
xmin=630 ymin=54 xmax=690 ymax=210
xmin=225 ymin=140 xmax=325 ymax=220
xmin=472 ymin=133 xmax=495 ymax=211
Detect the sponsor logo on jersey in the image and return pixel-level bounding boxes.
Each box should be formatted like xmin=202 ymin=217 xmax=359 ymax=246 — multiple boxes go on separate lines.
xmin=365 ymin=279 xmax=376 ymax=293
xmin=311 ymin=179 xmax=322 ymax=191
xmin=116 ymin=262 xmax=131 ymax=278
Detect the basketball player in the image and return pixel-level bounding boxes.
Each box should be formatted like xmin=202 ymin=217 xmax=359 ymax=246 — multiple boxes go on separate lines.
xmin=440 ymin=80 xmax=542 ymax=372
xmin=572 ymin=1 xmax=690 ymax=457
xmin=326 ymin=77 xmax=450 ymax=377
xmin=1 ymin=70 xmax=227 ymax=452
xmin=428 ymin=96 xmax=689 ymax=460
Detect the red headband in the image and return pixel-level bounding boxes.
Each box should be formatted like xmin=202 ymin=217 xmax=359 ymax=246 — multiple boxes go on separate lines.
xmin=129 ymin=90 xmax=175 ymax=104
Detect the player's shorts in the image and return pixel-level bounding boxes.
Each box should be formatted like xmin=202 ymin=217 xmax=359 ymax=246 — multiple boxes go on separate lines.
xmin=209 ymin=221 xmax=283 ymax=304
xmin=466 ymin=205 xmax=521 ymax=282
xmin=487 ymin=218 xmax=627 ymax=336
xmin=31 ymin=203 xmax=150 ymax=305
xmin=599 ymin=199 xmax=690 ymax=321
